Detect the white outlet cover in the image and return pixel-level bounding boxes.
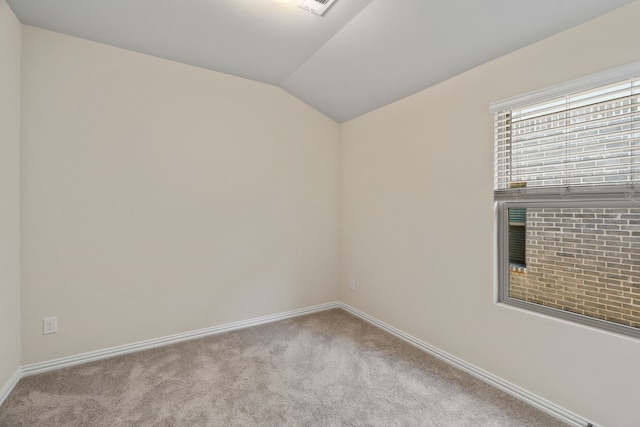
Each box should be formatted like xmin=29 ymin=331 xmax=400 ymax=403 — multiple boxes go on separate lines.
xmin=43 ymin=317 xmax=57 ymax=335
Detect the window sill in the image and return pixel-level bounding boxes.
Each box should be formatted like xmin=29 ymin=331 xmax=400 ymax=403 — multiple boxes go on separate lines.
xmin=509 ymin=264 xmax=527 ymax=273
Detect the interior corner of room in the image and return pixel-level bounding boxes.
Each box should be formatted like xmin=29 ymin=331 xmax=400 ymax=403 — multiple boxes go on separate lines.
xmin=1 ymin=0 xmax=640 ymax=426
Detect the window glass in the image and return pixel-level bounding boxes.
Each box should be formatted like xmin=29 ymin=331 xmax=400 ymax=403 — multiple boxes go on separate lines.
xmin=507 ymin=206 xmax=640 ymax=330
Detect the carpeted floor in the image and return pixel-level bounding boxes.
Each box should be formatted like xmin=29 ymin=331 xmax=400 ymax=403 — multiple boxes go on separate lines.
xmin=0 ymin=308 xmax=568 ymax=426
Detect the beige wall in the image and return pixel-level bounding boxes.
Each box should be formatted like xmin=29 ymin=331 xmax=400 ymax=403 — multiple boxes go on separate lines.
xmin=10 ymin=3 xmax=640 ymax=425
xmin=20 ymin=27 xmax=340 ymax=364
xmin=0 ymin=0 xmax=22 ymax=392
xmin=339 ymin=2 xmax=640 ymax=427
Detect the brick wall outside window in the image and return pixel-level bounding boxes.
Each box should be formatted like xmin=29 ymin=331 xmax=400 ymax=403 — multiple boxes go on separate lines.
xmin=509 ymin=207 xmax=640 ymax=328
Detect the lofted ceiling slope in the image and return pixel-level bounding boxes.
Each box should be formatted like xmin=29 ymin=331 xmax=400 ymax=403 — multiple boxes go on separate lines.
xmin=6 ymin=0 xmax=636 ymax=123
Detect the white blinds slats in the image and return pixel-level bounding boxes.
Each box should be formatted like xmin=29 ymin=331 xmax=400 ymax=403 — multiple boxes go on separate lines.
xmin=494 ymin=77 xmax=640 ymax=191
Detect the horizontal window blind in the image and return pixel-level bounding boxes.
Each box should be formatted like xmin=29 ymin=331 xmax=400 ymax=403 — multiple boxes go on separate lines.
xmin=493 ymin=62 xmax=640 ymax=339
xmin=508 ymin=225 xmax=526 ymax=267
xmin=507 ymin=208 xmax=526 ymax=267
xmin=494 ymin=76 xmax=640 ymax=194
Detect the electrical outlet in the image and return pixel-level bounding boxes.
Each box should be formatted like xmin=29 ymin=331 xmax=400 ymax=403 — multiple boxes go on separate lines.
xmin=43 ymin=317 xmax=57 ymax=335
xmin=349 ymin=279 xmax=356 ymax=291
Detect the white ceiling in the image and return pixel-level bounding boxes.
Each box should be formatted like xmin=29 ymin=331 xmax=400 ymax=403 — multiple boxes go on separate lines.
xmin=6 ymin=0 xmax=636 ymax=122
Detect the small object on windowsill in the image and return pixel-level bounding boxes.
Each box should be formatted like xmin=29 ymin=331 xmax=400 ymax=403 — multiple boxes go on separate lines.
xmin=509 ymin=263 xmax=527 ymax=273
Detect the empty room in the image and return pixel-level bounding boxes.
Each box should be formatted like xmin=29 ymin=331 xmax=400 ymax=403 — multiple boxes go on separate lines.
xmin=1 ymin=0 xmax=639 ymax=426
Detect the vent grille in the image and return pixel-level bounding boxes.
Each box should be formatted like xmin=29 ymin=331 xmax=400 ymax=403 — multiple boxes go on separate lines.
xmin=297 ymin=0 xmax=336 ymax=16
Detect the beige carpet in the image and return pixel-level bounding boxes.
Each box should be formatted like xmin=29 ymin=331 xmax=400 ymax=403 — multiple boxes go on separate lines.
xmin=0 ymin=309 xmax=568 ymax=426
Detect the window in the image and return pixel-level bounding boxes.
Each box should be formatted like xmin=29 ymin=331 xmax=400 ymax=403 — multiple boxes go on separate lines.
xmin=492 ymin=62 xmax=640 ymax=337
xmin=508 ymin=207 xmax=526 ymax=269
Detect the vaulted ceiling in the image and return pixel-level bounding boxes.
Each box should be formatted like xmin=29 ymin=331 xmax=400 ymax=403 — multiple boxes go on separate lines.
xmin=7 ymin=0 xmax=635 ymax=122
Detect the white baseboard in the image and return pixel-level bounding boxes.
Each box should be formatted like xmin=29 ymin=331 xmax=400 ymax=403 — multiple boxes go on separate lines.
xmin=337 ymin=302 xmax=590 ymax=427
xmin=21 ymin=301 xmax=340 ymax=377
xmin=0 ymin=367 xmax=21 ymax=408
xmin=6 ymin=301 xmax=591 ymax=427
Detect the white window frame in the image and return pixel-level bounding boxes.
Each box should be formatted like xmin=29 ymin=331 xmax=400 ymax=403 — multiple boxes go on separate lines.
xmin=496 ymin=199 xmax=640 ymax=338
xmin=492 ymin=61 xmax=640 ymax=338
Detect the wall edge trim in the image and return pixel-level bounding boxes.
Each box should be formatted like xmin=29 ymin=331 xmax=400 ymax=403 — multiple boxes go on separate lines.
xmin=21 ymin=301 xmax=340 ymax=377
xmin=337 ymin=302 xmax=590 ymax=427
xmin=7 ymin=301 xmax=592 ymax=426
xmin=0 ymin=367 xmax=22 ymax=408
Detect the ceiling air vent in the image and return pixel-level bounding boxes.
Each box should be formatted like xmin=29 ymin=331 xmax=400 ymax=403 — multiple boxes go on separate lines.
xmin=297 ymin=0 xmax=336 ymax=16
